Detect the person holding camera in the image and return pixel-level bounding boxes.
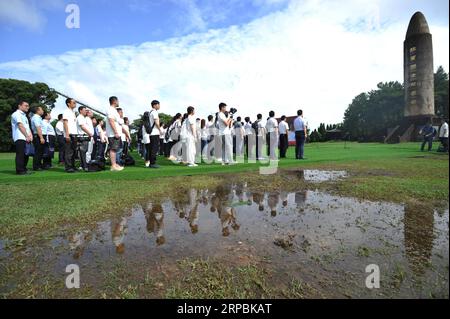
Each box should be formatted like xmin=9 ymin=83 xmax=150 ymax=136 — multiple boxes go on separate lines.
xmin=217 ymin=103 xmax=235 ymax=165
xmin=106 ymin=96 xmax=124 ymax=171
xmin=76 ymin=106 xmax=94 ymax=171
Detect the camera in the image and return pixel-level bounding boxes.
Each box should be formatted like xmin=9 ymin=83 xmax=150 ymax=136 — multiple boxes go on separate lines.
xmin=226 ymin=107 xmax=237 ymax=119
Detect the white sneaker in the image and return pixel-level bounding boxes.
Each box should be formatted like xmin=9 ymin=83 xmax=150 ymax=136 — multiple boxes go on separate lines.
xmin=145 ymin=161 xmax=150 ymax=167
xmin=187 ymin=163 xmax=198 ymax=167
xmin=111 ymin=166 xmax=124 ymax=172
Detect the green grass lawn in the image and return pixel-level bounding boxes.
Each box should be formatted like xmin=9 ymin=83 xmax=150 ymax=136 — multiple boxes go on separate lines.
xmin=0 ymin=142 xmax=448 ymax=239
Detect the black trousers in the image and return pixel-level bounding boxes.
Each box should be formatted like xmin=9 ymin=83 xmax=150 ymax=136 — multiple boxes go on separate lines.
xmin=32 ymin=135 xmax=44 ymax=170
xmin=78 ymin=138 xmax=89 ymax=169
xmin=43 ymin=135 xmax=56 ymax=168
xmin=57 ymin=134 xmax=65 ymax=163
xmin=15 ymin=140 xmax=29 ymax=174
xmin=159 ymin=139 xmax=164 ymax=155
xmin=279 ymin=133 xmax=288 ymax=158
xmin=64 ymin=135 xmax=77 ymax=171
xmin=295 ymin=131 xmax=306 ymax=159
xmin=149 ymin=135 xmax=159 ymax=165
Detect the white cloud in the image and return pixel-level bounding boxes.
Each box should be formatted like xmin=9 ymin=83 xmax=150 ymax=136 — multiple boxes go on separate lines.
xmin=0 ymin=0 xmax=448 ymax=130
xmin=0 ymin=0 xmax=64 ymax=32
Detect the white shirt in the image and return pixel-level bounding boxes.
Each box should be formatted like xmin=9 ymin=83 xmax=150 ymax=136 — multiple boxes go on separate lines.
xmin=44 ymin=120 xmax=56 ymax=136
xmin=218 ymin=112 xmax=230 ymax=135
xmin=257 ymin=120 xmax=264 ymax=136
xmin=76 ymin=114 xmax=90 ymax=136
xmin=265 ymin=117 xmax=278 ymax=133
xmin=106 ymin=106 xmax=121 ymax=138
xmin=206 ymin=120 xmax=215 ymax=137
xmin=86 ymin=117 xmax=94 ymax=136
xmin=439 ymin=122 xmax=449 ymax=138
xmin=122 ymin=123 xmax=130 ymax=142
xmin=118 ymin=117 xmax=124 ymax=140
xmin=149 ymin=109 xmax=160 ymax=136
xmin=279 ymin=120 xmax=289 ymax=134
xmin=63 ymin=108 xmax=77 ymax=137
xmin=187 ymin=115 xmax=196 ymax=138
xmin=55 ymin=120 xmax=64 ymax=136
xmin=160 ymin=127 xmax=166 ymax=139
xmin=244 ymin=122 xmax=253 ymax=135
xmin=293 ymin=116 xmax=305 ymax=132
xmin=11 ymin=109 xmax=30 ymax=142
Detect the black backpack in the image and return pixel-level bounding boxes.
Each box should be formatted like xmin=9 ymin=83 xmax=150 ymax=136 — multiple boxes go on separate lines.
xmin=251 ymin=120 xmax=260 ymax=134
xmin=123 ymin=154 xmax=135 ymax=166
xmin=142 ymin=110 xmax=155 ymax=135
xmin=87 ymin=159 xmax=105 ymax=172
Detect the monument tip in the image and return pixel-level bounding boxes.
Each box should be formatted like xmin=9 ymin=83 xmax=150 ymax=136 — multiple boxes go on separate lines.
xmin=406 ymin=11 xmax=430 ymax=39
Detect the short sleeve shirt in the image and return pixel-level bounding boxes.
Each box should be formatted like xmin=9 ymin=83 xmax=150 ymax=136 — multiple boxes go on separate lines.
xmin=63 ymin=108 xmax=77 ymax=137
xmin=11 ymin=110 xmax=30 ymax=142
xmin=106 ymin=106 xmax=121 ymax=138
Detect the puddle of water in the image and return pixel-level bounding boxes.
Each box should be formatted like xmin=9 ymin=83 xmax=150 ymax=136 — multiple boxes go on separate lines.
xmin=0 ymin=171 xmax=448 ymax=298
xmin=286 ymin=169 xmax=347 ymax=182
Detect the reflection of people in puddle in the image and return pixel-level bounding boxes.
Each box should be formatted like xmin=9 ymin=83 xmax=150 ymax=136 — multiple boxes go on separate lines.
xmin=295 ymin=190 xmax=307 ymax=209
xmin=268 ymin=191 xmax=280 ymax=217
xmin=280 ymin=190 xmax=289 ymax=208
xmin=145 ymin=203 xmax=165 ymax=246
xmin=111 ymin=217 xmax=128 ymax=254
xmin=212 ymin=184 xmax=240 ymax=236
xmin=252 ymin=191 xmax=265 ymax=211
xmin=220 ymin=207 xmax=240 ymax=237
xmin=404 ymin=204 xmax=434 ymax=276
xmin=68 ymin=231 xmax=91 ymax=259
xmin=185 ymin=188 xmax=200 ymax=234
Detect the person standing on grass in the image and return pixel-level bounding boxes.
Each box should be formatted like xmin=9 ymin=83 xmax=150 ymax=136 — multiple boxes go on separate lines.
xmin=244 ymin=117 xmax=253 ymax=160
xmin=419 ymin=119 xmax=435 ymax=152
xmin=63 ymin=98 xmax=78 ymax=173
xmin=11 ymin=101 xmax=33 ymax=175
xmin=95 ymin=119 xmax=107 ymax=161
xmin=42 ymin=112 xmax=56 ymax=169
xmin=234 ymin=116 xmax=244 ymax=161
xmin=185 ymin=106 xmax=198 ymax=167
xmin=253 ymin=113 xmax=265 ymax=161
xmin=31 ymin=106 xmax=45 ymax=171
xmin=116 ymin=108 xmax=126 ymax=166
xmin=121 ymin=117 xmax=131 ymax=160
xmin=85 ymin=110 xmax=95 ymax=163
xmin=76 ymin=106 xmax=93 ymax=171
xmin=218 ymin=103 xmax=235 ymax=165
xmin=206 ymin=115 xmax=215 ymax=161
xmin=148 ymin=100 xmax=162 ymax=169
xmin=294 ymin=109 xmax=307 ymax=160
xmin=106 ymin=96 xmax=124 ymax=171
xmin=167 ymin=113 xmax=182 ymax=161
xmin=55 ymin=114 xmax=65 ymax=164
xmin=278 ymin=115 xmax=289 ymax=158
xmin=438 ymin=118 xmax=449 ymax=153
xmin=200 ymin=119 xmax=208 ymax=156
xmin=266 ymin=110 xmax=279 ymax=161
xmin=159 ymin=123 xmax=167 ymax=156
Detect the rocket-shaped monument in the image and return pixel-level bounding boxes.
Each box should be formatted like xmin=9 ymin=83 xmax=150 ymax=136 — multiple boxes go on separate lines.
xmin=404 ymin=11 xmax=435 ymax=119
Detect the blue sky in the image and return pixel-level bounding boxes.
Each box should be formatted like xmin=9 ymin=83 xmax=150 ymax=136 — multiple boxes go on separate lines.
xmin=0 ymin=0 xmax=449 ymax=129
xmin=0 ymin=0 xmax=292 ymax=63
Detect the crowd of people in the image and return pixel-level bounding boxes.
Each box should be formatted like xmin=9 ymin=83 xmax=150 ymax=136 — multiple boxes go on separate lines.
xmin=10 ymin=97 xmax=309 ymax=174
xmin=134 ymin=102 xmax=308 ymax=169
